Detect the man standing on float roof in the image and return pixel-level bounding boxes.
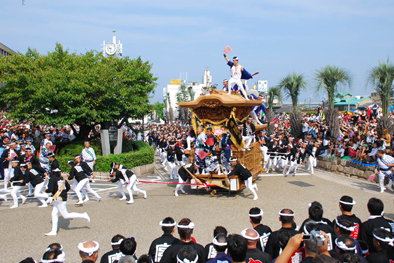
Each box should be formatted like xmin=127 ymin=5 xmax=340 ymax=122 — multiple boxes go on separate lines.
xmin=223 ymin=52 xmax=253 ymax=100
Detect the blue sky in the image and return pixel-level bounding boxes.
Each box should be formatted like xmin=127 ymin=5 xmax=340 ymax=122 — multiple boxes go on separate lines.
xmin=2 ymin=0 xmax=394 ymax=104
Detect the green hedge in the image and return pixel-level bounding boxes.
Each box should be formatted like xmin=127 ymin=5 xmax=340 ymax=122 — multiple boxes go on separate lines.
xmin=58 ymin=140 xmax=103 ymax=156
xmin=56 ymin=141 xmax=154 ymax=172
xmin=306 ymin=110 xmax=317 ymax=116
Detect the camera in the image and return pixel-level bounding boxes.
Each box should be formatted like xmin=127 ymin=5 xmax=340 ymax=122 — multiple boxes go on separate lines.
xmin=309 ymin=230 xmax=326 ymax=247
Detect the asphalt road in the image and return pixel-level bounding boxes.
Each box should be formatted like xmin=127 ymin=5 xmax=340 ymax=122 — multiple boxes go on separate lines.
xmin=1 ymin=158 xmax=394 ymax=262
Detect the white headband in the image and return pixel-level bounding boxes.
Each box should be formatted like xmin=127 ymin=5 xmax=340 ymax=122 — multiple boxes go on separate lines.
xmin=160 ymin=221 xmax=176 ymax=227
xmin=78 ymin=241 xmax=100 ymax=256
xmin=335 ymin=218 xmax=355 ymax=232
xmin=339 ymin=199 xmax=356 ymax=206
xmin=240 ymin=228 xmax=260 ymax=240
xmin=249 ymin=209 xmax=263 ymax=217
xmin=177 ymin=222 xmax=195 ymax=229
xmin=278 ymin=211 xmax=294 ymax=217
xmin=111 ymin=239 xmax=124 ymax=246
xmin=213 ymin=237 xmax=227 ymax=246
xmin=373 ymin=233 xmax=394 ymax=247
xmin=335 ymin=239 xmax=356 ymax=251
xmin=177 ymin=255 xmax=199 ymax=263
xmin=41 ymin=250 xmax=66 ymax=263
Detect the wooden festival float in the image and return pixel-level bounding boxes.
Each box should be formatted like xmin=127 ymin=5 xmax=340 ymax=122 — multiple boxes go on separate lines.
xmin=177 ymin=89 xmax=268 ymax=193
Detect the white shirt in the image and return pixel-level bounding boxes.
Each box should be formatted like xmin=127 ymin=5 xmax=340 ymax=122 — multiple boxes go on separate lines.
xmin=230 ymin=64 xmax=242 ymax=79
xmin=302 ymin=123 xmax=309 ymax=133
xmin=377 ymin=154 xmax=394 ymax=170
xmin=81 ymin=147 xmax=96 ymax=162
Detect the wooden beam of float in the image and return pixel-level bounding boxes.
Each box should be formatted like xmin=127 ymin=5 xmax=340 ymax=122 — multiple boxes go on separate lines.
xmin=177 ymin=89 xmax=268 ymax=131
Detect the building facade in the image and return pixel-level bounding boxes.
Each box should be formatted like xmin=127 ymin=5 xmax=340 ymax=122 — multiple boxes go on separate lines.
xmin=164 ymin=70 xmax=212 ymax=118
xmin=0 ymin=42 xmax=16 ymax=88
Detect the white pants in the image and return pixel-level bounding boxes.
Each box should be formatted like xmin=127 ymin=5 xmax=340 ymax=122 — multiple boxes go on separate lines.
xmin=243 ymin=136 xmax=253 ymax=149
xmin=282 ymin=160 xmax=291 ymax=174
xmin=244 ymin=177 xmax=258 ymax=199
xmin=11 ymin=185 xmax=25 ymax=206
xmin=278 ymin=158 xmax=288 ymax=169
xmin=181 ymin=155 xmax=189 ymax=166
xmin=161 ymin=152 xmax=168 ymax=165
xmin=118 ymin=176 xmax=146 ymax=202
xmin=378 ymin=171 xmax=386 ymax=192
xmin=308 ymin=156 xmax=317 ymax=174
xmin=175 ymin=177 xmax=187 ymax=196
xmin=287 ymin=161 xmax=299 ymax=175
xmin=27 ymin=182 xmax=34 ymax=195
xmin=73 ymin=178 xmax=100 ymax=202
xmin=168 ymin=162 xmax=178 ymax=179
xmin=186 ymin=137 xmax=194 ymax=150
xmin=34 ymin=182 xmax=48 ymax=205
xmin=323 ymin=139 xmax=330 ymax=155
xmin=4 ymin=168 xmax=14 ymax=190
xmin=250 ymin=111 xmax=262 ymax=125
xmin=50 ymin=201 xmax=87 ymax=234
xmin=228 ymin=77 xmax=249 ymax=100
xmin=261 ymin=146 xmax=268 ymax=161
xmin=71 ymin=180 xmax=88 ymax=200
xmin=266 ymin=157 xmax=277 ymax=173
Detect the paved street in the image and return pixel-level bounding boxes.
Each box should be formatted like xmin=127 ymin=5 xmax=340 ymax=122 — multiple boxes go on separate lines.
xmin=1 ymin=158 xmax=394 ymax=262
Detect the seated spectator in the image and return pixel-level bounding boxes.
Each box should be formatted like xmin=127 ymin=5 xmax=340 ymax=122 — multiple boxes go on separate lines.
xmin=100 ymin=234 xmax=125 ymax=263
xmin=78 ymin=240 xmax=100 ymax=263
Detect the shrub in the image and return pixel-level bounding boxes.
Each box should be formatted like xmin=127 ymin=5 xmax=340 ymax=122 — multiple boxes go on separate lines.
xmin=306 ymin=111 xmax=317 ymax=116
xmin=122 ymin=139 xmax=134 ymax=153
xmin=56 ymin=141 xmax=154 ymax=172
xmin=58 ymin=140 xmax=103 ymax=156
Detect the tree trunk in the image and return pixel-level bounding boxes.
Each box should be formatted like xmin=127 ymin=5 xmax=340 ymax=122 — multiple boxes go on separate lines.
xmin=290 ymin=110 xmax=303 ymax=139
xmin=266 ymin=111 xmax=275 ymax=135
xmin=75 ymin=123 xmax=92 ymax=141
xmin=325 ymin=108 xmax=339 ymax=143
xmin=377 ymin=116 xmax=394 ymax=137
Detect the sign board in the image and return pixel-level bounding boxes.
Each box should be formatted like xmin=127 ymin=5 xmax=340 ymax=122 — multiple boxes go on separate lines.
xmin=258 ymin=80 xmax=268 ymax=93
xmin=170 ymin=79 xmax=181 ymax=85
xmin=109 ymin=125 xmax=118 ymax=142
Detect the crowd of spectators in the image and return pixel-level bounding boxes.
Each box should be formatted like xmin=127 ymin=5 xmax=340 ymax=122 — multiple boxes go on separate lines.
xmin=19 ymin=196 xmax=394 ymax=263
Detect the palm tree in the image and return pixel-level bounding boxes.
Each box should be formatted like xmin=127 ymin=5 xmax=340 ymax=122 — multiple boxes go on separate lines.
xmin=187 ymin=86 xmax=195 ymax=101
xmin=166 ymin=92 xmax=174 ymax=122
xmin=368 ymin=59 xmax=394 ymax=117
xmin=176 ymin=84 xmax=191 ymax=122
xmin=278 ymin=73 xmax=307 ymax=112
xmin=278 ymin=73 xmax=306 ymax=138
xmin=315 ymin=65 xmax=352 ymax=110
xmin=267 ymin=86 xmax=282 ymax=111
xmin=315 ymin=65 xmax=351 ymax=142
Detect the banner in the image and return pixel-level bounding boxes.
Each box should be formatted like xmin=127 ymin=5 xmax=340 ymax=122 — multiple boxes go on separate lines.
xmin=170 ymin=79 xmax=181 ymax=85
xmin=191 ymin=112 xmax=203 ymax=133
xmin=227 ymin=115 xmax=244 ymax=149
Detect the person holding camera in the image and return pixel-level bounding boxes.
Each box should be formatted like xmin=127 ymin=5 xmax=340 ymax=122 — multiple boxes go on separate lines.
xmin=274 ymin=231 xmax=338 ymax=263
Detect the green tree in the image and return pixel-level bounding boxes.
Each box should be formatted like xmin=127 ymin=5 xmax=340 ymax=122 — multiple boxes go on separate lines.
xmin=278 ymin=73 xmax=306 ymax=138
xmin=368 ymin=59 xmax=394 ymax=117
xmin=153 ymin=102 xmax=165 ymax=120
xmin=0 ymin=43 xmax=157 ymax=139
xmin=165 ymin=92 xmax=174 ymax=122
xmin=176 ymin=84 xmax=192 ymax=122
xmin=315 ymin=65 xmax=352 ymax=110
xmin=267 ymin=86 xmax=282 ymax=111
xmin=187 ymin=86 xmax=195 ymax=101
xmin=278 ymin=73 xmax=307 ymax=112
